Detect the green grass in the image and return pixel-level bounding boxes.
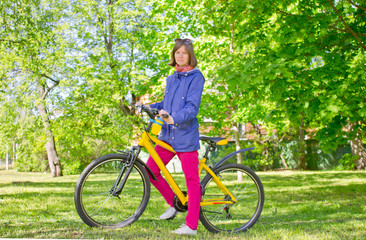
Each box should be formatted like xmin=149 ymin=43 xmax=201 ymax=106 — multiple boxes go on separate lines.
xmin=0 ymin=169 xmax=365 ymax=239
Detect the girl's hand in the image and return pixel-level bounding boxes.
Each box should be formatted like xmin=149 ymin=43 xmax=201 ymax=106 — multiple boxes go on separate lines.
xmin=159 ymin=110 xmax=174 ymax=124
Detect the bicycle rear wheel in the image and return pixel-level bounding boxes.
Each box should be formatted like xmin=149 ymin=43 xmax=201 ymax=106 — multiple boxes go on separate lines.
xmin=199 ymin=163 xmax=264 ymax=233
xmin=74 ymin=153 xmax=150 ymax=228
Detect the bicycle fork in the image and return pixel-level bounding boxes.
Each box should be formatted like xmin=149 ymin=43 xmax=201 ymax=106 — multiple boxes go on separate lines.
xmin=110 ymin=147 xmax=141 ymax=197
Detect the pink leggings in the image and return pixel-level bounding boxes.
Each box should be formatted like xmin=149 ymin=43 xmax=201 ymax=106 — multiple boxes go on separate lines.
xmin=146 ymin=145 xmax=201 ymax=230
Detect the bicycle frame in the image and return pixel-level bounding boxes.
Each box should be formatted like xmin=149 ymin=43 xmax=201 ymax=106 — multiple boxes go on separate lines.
xmin=138 ymin=130 xmax=238 ymax=207
xmin=75 ymin=105 xmax=264 ymax=232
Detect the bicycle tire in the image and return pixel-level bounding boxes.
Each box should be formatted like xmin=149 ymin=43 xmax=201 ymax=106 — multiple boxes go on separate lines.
xmin=74 ymin=153 xmax=150 ymax=229
xmin=199 ymin=163 xmax=264 ymax=233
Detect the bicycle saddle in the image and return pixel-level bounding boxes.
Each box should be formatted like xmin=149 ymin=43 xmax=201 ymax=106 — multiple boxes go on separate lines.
xmin=199 ymin=136 xmax=228 ymax=146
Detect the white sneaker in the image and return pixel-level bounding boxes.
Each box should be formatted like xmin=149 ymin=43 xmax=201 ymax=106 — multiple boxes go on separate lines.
xmin=160 ymin=207 xmax=178 ymax=220
xmin=171 ymin=224 xmax=197 ymax=235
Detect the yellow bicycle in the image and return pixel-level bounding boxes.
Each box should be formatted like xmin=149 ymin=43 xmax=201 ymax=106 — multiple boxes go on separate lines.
xmin=74 ymin=105 xmax=264 ymax=233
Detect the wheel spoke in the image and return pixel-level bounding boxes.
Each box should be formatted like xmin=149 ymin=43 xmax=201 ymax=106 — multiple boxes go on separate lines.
xmin=200 ymin=164 xmax=264 ymax=233
xmin=75 ymin=155 xmax=150 ymax=228
xmin=90 ymin=194 xmax=113 ymax=218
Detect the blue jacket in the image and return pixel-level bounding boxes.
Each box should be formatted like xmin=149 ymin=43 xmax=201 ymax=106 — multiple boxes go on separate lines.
xmin=150 ymin=68 xmax=205 ymax=152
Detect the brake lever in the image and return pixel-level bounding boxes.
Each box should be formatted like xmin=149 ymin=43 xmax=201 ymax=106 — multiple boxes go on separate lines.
xmin=136 ymin=105 xmax=142 ymax=113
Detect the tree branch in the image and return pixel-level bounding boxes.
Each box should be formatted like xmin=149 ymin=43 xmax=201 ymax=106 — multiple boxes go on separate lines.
xmin=346 ymin=0 xmax=366 ymax=12
xmin=328 ymin=0 xmax=366 ymax=51
xmin=119 ymin=99 xmax=133 ymax=116
xmin=328 ymin=25 xmax=366 ymax=37
xmin=276 ymin=9 xmax=296 ymax=17
xmin=41 ymin=73 xmax=59 ymax=84
xmin=41 ymin=81 xmax=59 ymax=100
xmin=39 ymin=74 xmax=60 ymax=99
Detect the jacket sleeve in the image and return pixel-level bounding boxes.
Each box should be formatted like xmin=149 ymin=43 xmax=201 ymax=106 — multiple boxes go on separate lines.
xmin=171 ymin=73 xmax=205 ymax=126
xmin=149 ymin=101 xmax=163 ymax=110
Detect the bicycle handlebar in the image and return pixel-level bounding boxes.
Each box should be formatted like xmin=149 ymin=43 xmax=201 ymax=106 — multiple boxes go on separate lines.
xmin=139 ymin=105 xmax=158 ymax=119
xmin=134 ymin=104 xmax=169 ymax=120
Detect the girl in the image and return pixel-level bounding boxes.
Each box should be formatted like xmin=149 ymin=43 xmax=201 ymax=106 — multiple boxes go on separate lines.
xmin=139 ymin=38 xmax=205 ymax=235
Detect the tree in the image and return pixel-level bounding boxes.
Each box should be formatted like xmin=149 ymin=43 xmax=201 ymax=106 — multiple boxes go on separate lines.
xmin=192 ymin=0 xmax=366 ymax=170
xmin=0 ymin=0 xmax=73 ymax=176
xmin=1 ymin=0 xmax=365 ymax=174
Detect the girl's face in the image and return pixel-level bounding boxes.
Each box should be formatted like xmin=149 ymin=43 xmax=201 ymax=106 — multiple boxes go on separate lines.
xmin=174 ymin=45 xmax=190 ymax=67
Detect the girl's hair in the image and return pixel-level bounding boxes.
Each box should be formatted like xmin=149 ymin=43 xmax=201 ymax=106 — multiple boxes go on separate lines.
xmin=168 ymin=39 xmax=198 ymax=68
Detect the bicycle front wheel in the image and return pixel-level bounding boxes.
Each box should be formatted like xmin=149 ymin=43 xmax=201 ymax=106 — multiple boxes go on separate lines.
xmin=199 ymin=163 xmax=264 ymax=233
xmin=74 ymin=153 xmax=150 ymax=229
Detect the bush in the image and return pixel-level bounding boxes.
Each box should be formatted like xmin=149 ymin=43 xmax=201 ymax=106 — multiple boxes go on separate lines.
xmin=15 ymin=137 xmax=48 ymax=172
xmin=336 ymin=153 xmax=357 ymax=170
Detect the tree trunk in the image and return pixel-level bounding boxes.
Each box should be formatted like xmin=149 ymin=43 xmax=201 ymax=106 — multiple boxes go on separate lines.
xmin=262 ymin=142 xmax=269 ymax=171
xmin=348 ymin=122 xmax=366 ymax=170
xmin=232 ymin=122 xmax=243 ymax=182
xmin=37 ymin=83 xmax=62 ymax=177
xmin=299 ymin=116 xmax=307 ymax=170
xmin=280 ymin=153 xmax=289 ymax=169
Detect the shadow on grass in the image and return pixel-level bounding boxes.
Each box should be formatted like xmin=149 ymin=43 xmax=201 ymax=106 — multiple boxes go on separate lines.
xmin=1 ymin=171 xmax=365 ymax=239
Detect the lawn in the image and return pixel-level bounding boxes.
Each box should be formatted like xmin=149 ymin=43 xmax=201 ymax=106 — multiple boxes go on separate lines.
xmin=0 ymin=169 xmax=365 ymax=239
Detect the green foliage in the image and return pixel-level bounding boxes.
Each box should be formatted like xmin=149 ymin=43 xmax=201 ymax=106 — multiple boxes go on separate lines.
xmin=190 ymin=0 xmax=366 ymax=169
xmin=336 ymin=153 xmax=358 ymax=170
xmin=0 ymin=0 xmax=177 ymax=174
xmin=16 ymin=145 xmax=47 ymax=173
xmin=1 ymin=0 xmax=366 ymax=173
